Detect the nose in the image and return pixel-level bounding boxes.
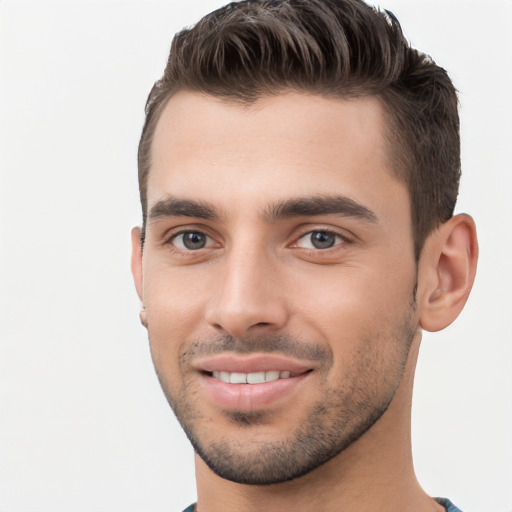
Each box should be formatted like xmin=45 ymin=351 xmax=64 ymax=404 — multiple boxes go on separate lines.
xmin=204 ymin=241 xmax=289 ymax=339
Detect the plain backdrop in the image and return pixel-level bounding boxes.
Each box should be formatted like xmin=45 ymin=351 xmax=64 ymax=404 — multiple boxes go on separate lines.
xmin=0 ymin=1 xmax=511 ymax=511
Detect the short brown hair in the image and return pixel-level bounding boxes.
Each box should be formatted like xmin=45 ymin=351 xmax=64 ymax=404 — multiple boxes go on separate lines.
xmin=138 ymin=0 xmax=460 ymax=259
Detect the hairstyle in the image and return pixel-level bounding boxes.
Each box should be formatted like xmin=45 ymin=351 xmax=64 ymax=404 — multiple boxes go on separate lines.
xmin=138 ymin=0 xmax=460 ymax=259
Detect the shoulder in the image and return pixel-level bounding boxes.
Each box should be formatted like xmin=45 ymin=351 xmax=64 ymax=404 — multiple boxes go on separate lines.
xmin=180 ymin=505 xmax=196 ymax=512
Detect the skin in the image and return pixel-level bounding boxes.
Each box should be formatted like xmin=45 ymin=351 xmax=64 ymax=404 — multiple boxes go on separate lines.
xmin=131 ymin=91 xmax=478 ymax=512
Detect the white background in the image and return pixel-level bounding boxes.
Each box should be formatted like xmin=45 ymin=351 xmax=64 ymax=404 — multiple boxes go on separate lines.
xmin=0 ymin=1 xmax=510 ymax=511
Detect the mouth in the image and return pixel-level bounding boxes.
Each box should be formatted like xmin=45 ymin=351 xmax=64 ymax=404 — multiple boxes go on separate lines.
xmin=194 ymin=354 xmax=315 ymax=411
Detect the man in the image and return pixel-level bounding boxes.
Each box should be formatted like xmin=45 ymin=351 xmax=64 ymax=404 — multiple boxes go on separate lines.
xmin=130 ymin=0 xmax=478 ymax=510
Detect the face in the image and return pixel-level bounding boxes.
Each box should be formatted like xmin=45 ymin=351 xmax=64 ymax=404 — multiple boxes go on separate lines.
xmin=132 ymin=91 xmax=419 ymax=484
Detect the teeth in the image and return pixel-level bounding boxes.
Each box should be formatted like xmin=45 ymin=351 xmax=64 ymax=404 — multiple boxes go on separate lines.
xmin=230 ymin=372 xmax=246 ymax=384
xmin=247 ymin=372 xmax=265 ymax=384
xmin=265 ymin=370 xmax=280 ymax=382
xmin=212 ymin=370 xmax=294 ymax=384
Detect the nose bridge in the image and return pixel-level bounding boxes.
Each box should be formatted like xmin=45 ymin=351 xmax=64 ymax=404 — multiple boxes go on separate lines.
xmin=206 ymin=234 xmax=288 ymax=337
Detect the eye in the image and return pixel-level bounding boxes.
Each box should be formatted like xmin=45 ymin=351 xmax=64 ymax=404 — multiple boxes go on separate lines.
xmin=171 ymin=231 xmax=212 ymax=251
xmin=296 ymin=230 xmax=344 ymax=250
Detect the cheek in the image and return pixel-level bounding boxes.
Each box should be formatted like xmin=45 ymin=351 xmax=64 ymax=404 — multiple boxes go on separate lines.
xmin=295 ymin=264 xmax=412 ymax=317
xmin=298 ymin=277 xmax=415 ymax=399
xmin=143 ymin=264 xmax=211 ymax=360
xmin=291 ymin=263 xmax=416 ymax=355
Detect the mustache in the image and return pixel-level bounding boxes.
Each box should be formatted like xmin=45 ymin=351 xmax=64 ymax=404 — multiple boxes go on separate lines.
xmin=183 ymin=334 xmax=333 ymax=364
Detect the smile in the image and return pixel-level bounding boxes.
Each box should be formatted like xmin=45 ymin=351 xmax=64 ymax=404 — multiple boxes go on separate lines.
xmin=211 ymin=370 xmax=293 ymax=384
xmin=193 ymin=354 xmax=316 ymax=410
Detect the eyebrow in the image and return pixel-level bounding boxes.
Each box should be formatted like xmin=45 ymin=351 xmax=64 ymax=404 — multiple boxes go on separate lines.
xmin=147 ymin=194 xmax=378 ymax=224
xmin=148 ymin=196 xmax=220 ymax=222
xmin=264 ymin=195 xmax=378 ymax=223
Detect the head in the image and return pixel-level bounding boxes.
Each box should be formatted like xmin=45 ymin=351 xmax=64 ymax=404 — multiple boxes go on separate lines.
xmin=132 ymin=0 xmax=477 ymax=488
xmin=138 ymin=0 xmax=461 ymax=260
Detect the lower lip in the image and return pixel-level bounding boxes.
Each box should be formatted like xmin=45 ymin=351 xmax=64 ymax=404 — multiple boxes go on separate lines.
xmin=200 ymin=372 xmax=311 ymax=411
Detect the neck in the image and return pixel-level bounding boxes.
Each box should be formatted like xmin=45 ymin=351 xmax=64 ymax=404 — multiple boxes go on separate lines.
xmin=194 ymin=333 xmax=443 ymax=512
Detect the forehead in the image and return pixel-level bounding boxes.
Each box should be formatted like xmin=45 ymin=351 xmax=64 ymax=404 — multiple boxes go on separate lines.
xmin=148 ymin=91 xmax=408 ymax=222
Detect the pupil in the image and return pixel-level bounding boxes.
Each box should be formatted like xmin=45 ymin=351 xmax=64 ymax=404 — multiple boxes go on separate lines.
xmin=311 ymin=231 xmax=335 ymax=249
xmin=183 ymin=232 xmax=206 ymax=249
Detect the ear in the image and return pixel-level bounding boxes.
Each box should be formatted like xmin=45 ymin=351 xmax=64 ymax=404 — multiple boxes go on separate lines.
xmin=131 ymin=226 xmax=148 ymax=328
xmin=418 ymin=214 xmax=478 ymax=332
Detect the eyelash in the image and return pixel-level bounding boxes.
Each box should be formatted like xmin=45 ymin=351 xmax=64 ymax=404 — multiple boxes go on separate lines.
xmin=165 ymin=229 xmax=216 ymax=254
xmin=164 ymin=226 xmax=354 ymax=256
xmin=293 ymin=229 xmax=350 ymax=250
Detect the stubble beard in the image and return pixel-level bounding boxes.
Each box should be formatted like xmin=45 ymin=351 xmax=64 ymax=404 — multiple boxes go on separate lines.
xmin=152 ymin=305 xmax=417 ymax=486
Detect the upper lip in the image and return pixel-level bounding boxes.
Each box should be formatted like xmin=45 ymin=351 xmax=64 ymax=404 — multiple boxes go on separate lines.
xmin=192 ymin=354 xmax=314 ymax=374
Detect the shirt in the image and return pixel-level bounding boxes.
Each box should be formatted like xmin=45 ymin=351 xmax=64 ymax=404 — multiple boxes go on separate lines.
xmin=182 ymin=497 xmax=463 ymax=511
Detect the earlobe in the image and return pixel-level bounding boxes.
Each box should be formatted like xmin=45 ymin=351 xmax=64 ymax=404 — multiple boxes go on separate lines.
xmin=139 ymin=304 xmax=148 ymax=328
xmin=419 ymin=214 xmax=478 ymax=332
xmin=131 ymin=227 xmax=147 ymax=327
